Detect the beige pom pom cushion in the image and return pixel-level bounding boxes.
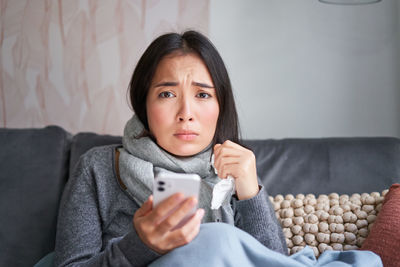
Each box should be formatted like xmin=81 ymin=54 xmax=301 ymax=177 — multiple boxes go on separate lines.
xmin=269 ymin=190 xmax=388 ymax=257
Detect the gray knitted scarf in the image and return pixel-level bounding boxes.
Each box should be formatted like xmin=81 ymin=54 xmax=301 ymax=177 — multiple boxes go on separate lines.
xmin=118 ymin=115 xmax=234 ymax=223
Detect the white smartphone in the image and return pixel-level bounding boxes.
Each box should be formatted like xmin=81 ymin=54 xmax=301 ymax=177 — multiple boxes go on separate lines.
xmin=153 ymin=172 xmax=201 ymax=229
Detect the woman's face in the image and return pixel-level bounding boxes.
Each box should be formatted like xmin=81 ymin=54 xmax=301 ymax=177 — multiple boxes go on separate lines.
xmin=146 ymin=53 xmax=219 ymax=156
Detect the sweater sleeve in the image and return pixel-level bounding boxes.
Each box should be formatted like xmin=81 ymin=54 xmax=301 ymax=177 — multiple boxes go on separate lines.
xmin=54 ymin=156 xmax=160 ymax=267
xmin=232 ymin=184 xmax=288 ymax=255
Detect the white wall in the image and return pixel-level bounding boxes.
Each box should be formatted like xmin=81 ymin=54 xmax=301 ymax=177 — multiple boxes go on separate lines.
xmin=209 ymin=0 xmax=400 ymax=139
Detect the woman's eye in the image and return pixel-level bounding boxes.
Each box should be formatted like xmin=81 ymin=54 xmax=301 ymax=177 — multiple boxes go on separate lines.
xmin=158 ymin=91 xmax=175 ymax=98
xmin=196 ymin=92 xmax=211 ymax=99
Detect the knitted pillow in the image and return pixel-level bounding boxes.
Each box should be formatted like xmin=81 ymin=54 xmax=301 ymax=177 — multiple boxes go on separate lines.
xmin=269 ymin=189 xmax=387 ymax=256
xmin=360 ymin=184 xmax=400 ymax=266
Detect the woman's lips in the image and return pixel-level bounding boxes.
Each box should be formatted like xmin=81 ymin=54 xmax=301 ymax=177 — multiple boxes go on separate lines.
xmin=174 ymin=131 xmax=199 ymax=141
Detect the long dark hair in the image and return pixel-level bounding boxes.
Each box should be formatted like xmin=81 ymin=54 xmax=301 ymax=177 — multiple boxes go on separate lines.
xmin=129 ymin=30 xmax=240 ymax=145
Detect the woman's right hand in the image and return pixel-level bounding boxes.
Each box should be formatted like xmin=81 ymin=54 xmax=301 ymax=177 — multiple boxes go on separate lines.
xmin=133 ymin=193 xmax=204 ymax=254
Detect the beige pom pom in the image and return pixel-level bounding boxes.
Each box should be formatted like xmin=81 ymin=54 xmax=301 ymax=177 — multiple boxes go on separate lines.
xmin=286 ymin=238 xmax=294 ymax=248
xmin=281 ymin=208 xmax=294 ymax=218
xmin=330 ymin=206 xmax=344 ymax=216
xmin=291 ymin=246 xmax=304 ymax=254
xmin=285 ymin=194 xmax=294 ymax=200
xmin=303 ymin=223 xmax=318 ymax=234
xmin=283 ymin=228 xmax=293 ymax=238
xmin=275 ymin=211 xmax=280 ymax=219
xmin=317 ymin=232 xmax=330 ymax=243
xmin=294 ymin=208 xmax=305 ymax=217
xmin=318 ymin=222 xmax=329 ymax=233
xmin=328 ymin=215 xmax=343 ymax=224
xmin=331 ymin=233 xmax=345 ymax=243
xmin=356 ymin=219 xmax=368 ymax=229
xmin=362 ymin=205 xmax=374 ymax=213
xmin=355 ymin=210 xmax=368 ymax=220
xmin=351 ymin=193 xmax=361 ymax=199
xmin=296 ymin=193 xmax=305 ymax=200
xmin=318 ymin=243 xmax=328 ymax=253
xmin=291 ymin=225 xmax=302 ymax=235
xmin=304 ymin=197 xmax=317 ymax=206
xmin=318 ymin=194 xmax=329 ymax=202
xmin=370 ymin=192 xmax=380 ymax=198
xmin=376 ymin=203 xmax=382 ymax=212
xmin=367 ymin=214 xmax=376 ymax=223
xmin=331 ymin=243 xmax=343 ymax=251
xmin=281 ymin=200 xmax=291 ymax=209
xmin=350 ymin=198 xmax=362 ymax=206
xmin=344 ymin=223 xmax=358 ymax=234
xmin=312 ymin=246 xmax=319 ymax=257
xmin=358 ymin=227 xmax=369 ymax=238
xmin=292 ymin=198 xmax=304 ymax=208
xmin=293 ymin=216 xmax=304 ymax=226
xmin=341 ymin=204 xmax=351 ymax=212
xmin=350 ymin=203 xmax=361 ymax=213
xmin=382 ymin=189 xmax=389 ymax=196
xmin=292 ymin=235 xmax=304 ymax=245
xmin=275 ymin=194 xmax=284 ymax=202
xmin=306 ymin=214 xmax=318 ymax=224
xmin=282 ymin=218 xmax=293 ymax=227
xmin=343 ymin=211 xmax=357 ymax=222
xmin=344 ymin=245 xmax=359 ymax=251
xmin=329 ymin=223 xmax=344 ymax=233
xmin=329 ymin=193 xmax=339 ymax=199
xmin=364 ymin=196 xmax=375 ymax=205
xmin=317 ymin=203 xmax=330 ymax=212
xmin=330 ymin=199 xmax=339 ymax=207
xmin=306 ymin=193 xmax=316 ymax=199
xmin=305 ymin=233 xmax=315 ymax=244
xmin=304 ymin=205 xmax=315 ymax=214
xmin=375 ymin=196 xmax=384 ymax=204
xmin=273 ymin=202 xmax=281 ymax=211
xmin=344 ymin=232 xmax=356 ymax=243
xmin=318 ymin=243 xmax=333 ymax=253
xmin=356 ymin=236 xmax=366 ymax=247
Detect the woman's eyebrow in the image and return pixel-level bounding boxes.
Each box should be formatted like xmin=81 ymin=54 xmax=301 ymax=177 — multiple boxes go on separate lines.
xmin=154 ymin=82 xmax=178 ymax=87
xmin=192 ymin=82 xmax=214 ymax=88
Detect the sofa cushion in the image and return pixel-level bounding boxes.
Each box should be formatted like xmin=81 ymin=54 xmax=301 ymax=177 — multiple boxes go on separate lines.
xmin=69 ymin=132 xmax=122 ymax=174
xmin=360 ymin=184 xmax=400 ymax=266
xmin=270 ymin=189 xmax=387 ymax=256
xmin=243 ymin=138 xmax=400 ymax=195
xmin=0 ymin=126 xmax=71 ymax=267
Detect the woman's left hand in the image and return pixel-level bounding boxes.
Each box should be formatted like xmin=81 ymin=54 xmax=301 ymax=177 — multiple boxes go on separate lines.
xmin=213 ymin=140 xmax=259 ymax=200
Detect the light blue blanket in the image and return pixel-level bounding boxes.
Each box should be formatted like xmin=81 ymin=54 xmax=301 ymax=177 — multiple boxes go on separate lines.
xmin=150 ymin=223 xmax=382 ymax=267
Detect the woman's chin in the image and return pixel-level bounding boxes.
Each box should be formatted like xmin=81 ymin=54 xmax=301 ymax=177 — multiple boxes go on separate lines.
xmin=164 ymin=144 xmax=206 ymax=157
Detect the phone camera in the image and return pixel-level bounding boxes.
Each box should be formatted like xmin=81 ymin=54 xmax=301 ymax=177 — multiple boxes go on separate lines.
xmin=158 ymin=181 xmax=165 ymax=185
xmin=157 ymin=187 xmax=165 ymax=191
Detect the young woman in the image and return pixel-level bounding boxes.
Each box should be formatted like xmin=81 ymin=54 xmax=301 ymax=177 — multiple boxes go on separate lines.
xmin=54 ymin=30 xmax=286 ymax=266
xmin=54 ymin=31 xmax=380 ymax=267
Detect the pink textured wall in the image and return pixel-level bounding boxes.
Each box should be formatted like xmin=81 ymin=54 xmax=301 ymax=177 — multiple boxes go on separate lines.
xmin=0 ymin=0 xmax=209 ymax=135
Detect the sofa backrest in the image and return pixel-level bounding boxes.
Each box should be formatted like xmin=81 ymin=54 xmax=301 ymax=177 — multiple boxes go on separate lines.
xmin=243 ymin=138 xmax=400 ymax=195
xmin=70 ymin=133 xmax=400 ymax=195
xmin=0 ymin=126 xmax=71 ymax=267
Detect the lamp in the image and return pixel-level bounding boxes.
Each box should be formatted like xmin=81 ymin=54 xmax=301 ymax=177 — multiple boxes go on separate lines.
xmin=319 ymin=0 xmax=381 ymax=5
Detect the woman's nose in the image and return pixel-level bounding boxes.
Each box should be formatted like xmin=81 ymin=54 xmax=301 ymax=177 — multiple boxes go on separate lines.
xmin=177 ymin=98 xmax=193 ymax=122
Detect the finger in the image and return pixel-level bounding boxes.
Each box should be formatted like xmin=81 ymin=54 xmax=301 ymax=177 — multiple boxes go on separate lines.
xmin=214 ymin=147 xmax=242 ymax=161
xmin=219 ymin=162 xmax=241 ymax=179
xmin=155 ymin=196 xmax=198 ymax=234
xmin=214 ymin=156 xmax=241 ymax=178
xmin=218 ymin=140 xmax=247 ymax=152
xmin=148 ymin=193 xmax=185 ymax=222
xmin=135 ymin=195 xmax=154 ymax=218
xmin=167 ymin=208 xmax=204 ymax=247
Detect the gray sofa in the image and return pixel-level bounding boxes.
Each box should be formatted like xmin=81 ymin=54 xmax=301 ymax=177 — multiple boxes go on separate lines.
xmin=1 ymin=126 xmax=399 ymax=267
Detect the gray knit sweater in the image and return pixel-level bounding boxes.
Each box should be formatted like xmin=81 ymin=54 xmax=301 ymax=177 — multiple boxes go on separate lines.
xmin=54 ymin=145 xmax=287 ymax=267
